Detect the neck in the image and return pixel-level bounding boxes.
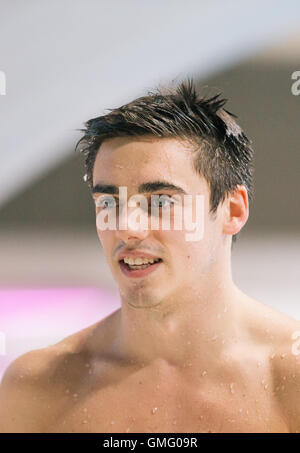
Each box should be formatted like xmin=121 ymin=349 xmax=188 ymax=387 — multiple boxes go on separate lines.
xmin=115 ymin=265 xmax=244 ymax=367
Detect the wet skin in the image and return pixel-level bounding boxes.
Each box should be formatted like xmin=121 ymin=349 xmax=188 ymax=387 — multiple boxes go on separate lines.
xmin=0 ymin=304 xmax=300 ymax=433
xmin=1 ymin=137 xmax=300 ymax=433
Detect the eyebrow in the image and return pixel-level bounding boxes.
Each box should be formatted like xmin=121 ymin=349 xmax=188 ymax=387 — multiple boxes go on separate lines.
xmin=92 ymin=181 xmax=187 ymax=195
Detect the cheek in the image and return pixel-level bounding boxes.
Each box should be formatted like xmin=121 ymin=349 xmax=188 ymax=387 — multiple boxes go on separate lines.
xmin=96 ymin=229 xmax=113 ymax=253
xmin=164 ymin=226 xmax=216 ymax=272
xmin=158 ymin=230 xmax=198 ymax=267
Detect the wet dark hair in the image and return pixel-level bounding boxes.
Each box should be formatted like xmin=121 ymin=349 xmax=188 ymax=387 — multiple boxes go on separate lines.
xmin=75 ymin=78 xmax=254 ymax=243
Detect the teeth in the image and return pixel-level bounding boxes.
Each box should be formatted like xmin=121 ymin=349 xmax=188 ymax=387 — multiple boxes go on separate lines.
xmin=123 ymin=257 xmax=158 ymax=265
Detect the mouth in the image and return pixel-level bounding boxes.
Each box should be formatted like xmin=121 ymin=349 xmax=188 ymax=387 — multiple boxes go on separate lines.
xmin=118 ymin=258 xmax=163 ymax=278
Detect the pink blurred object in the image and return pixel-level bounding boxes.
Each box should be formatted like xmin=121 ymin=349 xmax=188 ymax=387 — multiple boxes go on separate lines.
xmin=0 ymin=287 xmax=121 ymax=379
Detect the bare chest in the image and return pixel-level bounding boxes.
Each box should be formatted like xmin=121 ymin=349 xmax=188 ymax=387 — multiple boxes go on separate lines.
xmin=46 ymin=367 xmax=288 ymax=433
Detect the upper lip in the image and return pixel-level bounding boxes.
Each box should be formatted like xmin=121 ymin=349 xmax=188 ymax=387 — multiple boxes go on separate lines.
xmin=117 ymin=250 xmax=162 ymax=262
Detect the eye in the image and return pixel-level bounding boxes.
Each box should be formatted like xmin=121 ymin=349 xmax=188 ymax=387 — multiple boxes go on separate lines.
xmin=96 ymin=196 xmax=118 ymax=209
xmin=151 ymin=195 xmax=175 ymax=209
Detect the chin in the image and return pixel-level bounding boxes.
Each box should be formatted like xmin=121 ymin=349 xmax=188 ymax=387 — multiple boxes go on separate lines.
xmin=121 ymin=289 xmax=163 ymax=309
xmin=127 ymin=300 xmax=161 ymax=309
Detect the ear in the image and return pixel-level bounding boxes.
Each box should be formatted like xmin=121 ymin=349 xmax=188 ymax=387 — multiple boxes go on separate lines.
xmin=222 ymin=185 xmax=249 ymax=236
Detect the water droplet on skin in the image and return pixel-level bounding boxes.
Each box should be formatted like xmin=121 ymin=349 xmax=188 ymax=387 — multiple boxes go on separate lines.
xmin=230 ymin=383 xmax=235 ymax=394
xmin=151 ymin=407 xmax=158 ymax=414
xmin=239 ymin=408 xmax=243 ymax=413
xmin=223 ymin=307 xmax=228 ymax=313
xmin=126 ymin=427 xmax=130 ymax=433
xmin=65 ymin=389 xmax=70 ymax=394
xmin=257 ymin=362 xmax=262 ymax=367
xmin=270 ymin=353 xmax=276 ymax=359
xmin=73 ymin=393 xmax=78 ymax=398
xmin=111 ymin=420 xmax=115 ymax=425
xmin=82 ymin=420 xmax=88 ymax=424
xmin=282 ymin=376 xmax=286 ymax=381
xmin=83 ymin=408 xmax=88 ymax=413
xmin=217 ymin=313 xmax=222 ymax=319
xmin=264 ymin=384 xmax=269 ymax=390
xmin=280 ymin=353 xmax=287 ymax=359
xmin=201 ymin=371 xmax=207 ymax=377
xmin=85 ymin=363 xmax=90 ymax=368
xmin=172 ymin=420 xmax=177 ymax=425
xmin=187 ymin=341 xmax=191 ymax=345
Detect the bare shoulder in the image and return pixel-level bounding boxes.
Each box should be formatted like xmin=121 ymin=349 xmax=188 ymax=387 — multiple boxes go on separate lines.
xmin=266 ymin=309 xmax=300 ymax=433
xmin=0 ymin=345 xmax=62 ymax=432
xmin=0 ymin=309 xmax=120 ymax=433
xmin=241 ymin=293 xmax=300 ymax=432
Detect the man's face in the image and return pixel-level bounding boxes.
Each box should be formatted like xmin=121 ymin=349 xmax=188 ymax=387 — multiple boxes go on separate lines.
xmin=92 ymin=136 xmax=225 ymax=308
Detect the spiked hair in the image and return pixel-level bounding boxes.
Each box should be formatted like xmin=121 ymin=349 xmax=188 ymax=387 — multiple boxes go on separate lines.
xmin=76 ymin=78 xmax=254 ymax=243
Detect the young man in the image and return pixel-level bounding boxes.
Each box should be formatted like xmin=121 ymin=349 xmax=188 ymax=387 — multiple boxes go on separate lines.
xmin=0 ymin=79 xmax=300 ymax=433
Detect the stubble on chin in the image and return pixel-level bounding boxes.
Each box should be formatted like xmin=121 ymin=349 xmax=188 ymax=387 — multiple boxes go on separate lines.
xmin=120 ymin=285 xmax=163 ymax=309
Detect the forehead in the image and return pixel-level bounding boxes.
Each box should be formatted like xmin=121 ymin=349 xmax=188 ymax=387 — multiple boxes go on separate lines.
xmin=93 ymin=136 xmax=208 ymax=193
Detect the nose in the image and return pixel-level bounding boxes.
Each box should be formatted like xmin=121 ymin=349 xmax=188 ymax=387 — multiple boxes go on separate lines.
xmin=115 ymin=203 xmax=151 ymax=242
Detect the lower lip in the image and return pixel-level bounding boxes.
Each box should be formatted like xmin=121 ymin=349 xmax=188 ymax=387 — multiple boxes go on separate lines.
xmin=119 ymin=260 xmax=162 ymax=278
